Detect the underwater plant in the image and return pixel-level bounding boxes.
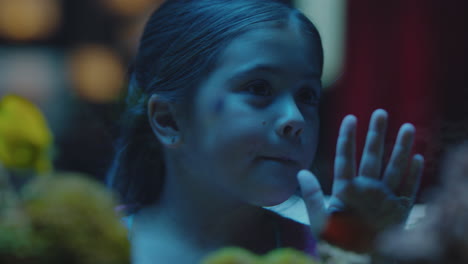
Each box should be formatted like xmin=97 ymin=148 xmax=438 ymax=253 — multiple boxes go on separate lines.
xmin=0 ymin=95 xmax=130 ymax=263
xmin=0 ymin=95 xmax=53 ymax=173
xmin=201 ymin=247 xmax=323 ymax=264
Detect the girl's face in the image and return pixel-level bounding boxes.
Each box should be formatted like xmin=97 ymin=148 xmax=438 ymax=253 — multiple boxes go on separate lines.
xmin=179 ymin=25 xmax=322 ymax=206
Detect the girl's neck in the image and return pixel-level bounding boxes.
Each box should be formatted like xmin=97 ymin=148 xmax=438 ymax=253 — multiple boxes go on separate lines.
xmin=131 ymin=156 xmax=284 ymax=256
xmin=132 ymin=176 xmax=283 ymax=255
xmin=135 ymin=191 xmax=278 ymax=251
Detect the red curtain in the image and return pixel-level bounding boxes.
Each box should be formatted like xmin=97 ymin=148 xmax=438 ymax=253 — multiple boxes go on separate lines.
xmin=320 ymin=0 xmax=468 ymax=191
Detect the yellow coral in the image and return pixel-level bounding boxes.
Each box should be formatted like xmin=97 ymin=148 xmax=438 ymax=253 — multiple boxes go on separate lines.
xmin=202 ymin=247 xmax=261 ymax=264
xmin=201 ymin=247 xmax=321 ymax=264
xmin=21 ymin=173 xmax=130 ymax=264
xmin=264 ymin=248 xmax=320 ymax=264
xmin=0 ymin=95 xmax=53 ymax=173
xmin=0 ymin=95 xmax=129 ymax=263
xmin=0 ymin=173 xmax=130 ymax=264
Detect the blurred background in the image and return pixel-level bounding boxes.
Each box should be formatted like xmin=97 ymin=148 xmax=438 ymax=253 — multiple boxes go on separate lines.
xmin=0 ymin=0 xmax=467 ymax=198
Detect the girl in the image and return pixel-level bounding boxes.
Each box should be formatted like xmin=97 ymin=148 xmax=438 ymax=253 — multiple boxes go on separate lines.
xmin=107 ymin=0 xmax=424 ymax=263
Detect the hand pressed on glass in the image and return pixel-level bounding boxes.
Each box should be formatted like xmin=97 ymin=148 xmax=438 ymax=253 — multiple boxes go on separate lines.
xmin=298 ymin=109 xmax=424 ymax=253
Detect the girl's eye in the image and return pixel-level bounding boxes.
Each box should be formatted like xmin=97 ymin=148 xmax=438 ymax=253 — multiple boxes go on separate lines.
xmin=244 ymin=80 xmax=273 ymax=96
xmin=297 ymin=88 xmax=320 ymax=106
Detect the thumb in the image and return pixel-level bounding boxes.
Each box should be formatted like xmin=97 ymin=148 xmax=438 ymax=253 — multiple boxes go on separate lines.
xmin=297 ymin=169 xmax=328 ymax=239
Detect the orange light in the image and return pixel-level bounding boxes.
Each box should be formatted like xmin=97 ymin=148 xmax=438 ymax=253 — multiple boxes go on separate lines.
xmin=69 ymin=45 xmax=125 ymax=103
xmin=0 ymin=0 xmax=61 ymax=41
xmin=100 ymin=0 xmax=164 ymax=17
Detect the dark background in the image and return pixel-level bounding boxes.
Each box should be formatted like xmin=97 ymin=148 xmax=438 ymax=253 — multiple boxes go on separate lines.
xmin=1 ymin=0 xmax=467 ymax=199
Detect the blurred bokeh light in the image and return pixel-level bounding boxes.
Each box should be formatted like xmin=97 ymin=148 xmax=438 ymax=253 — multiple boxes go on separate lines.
xmin=0 ymin=0 xmax=61 ymax=41
xmin=99 ymin=0 xmax=164 ymax=17
xmin=0 ymin=50 xmax=58 ymax=102
xmin=68 ymin=45 xmax=125 ymax=103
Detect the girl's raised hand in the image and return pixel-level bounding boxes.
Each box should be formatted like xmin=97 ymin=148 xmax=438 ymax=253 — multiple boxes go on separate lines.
xmin=298 ymin=109 xmax=424 ymax=252
xmin=330 ymin=109 xmax=424 ymax=228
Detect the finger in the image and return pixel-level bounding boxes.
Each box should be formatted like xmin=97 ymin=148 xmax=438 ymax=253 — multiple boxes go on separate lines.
xmin=399 ymin=154 xmax=424 ymax=198
xmin=297 ymin=169 xmax=328 ymax=238
xmin=382 ymin=123 xmax=416 ymax=191
xmin=358 ymin=109 xmax=388 ymax=179
xmin=334 ymin=115 xmax=357 ymax=182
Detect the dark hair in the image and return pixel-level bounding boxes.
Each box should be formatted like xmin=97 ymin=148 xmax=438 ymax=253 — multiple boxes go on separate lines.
xmin=107 ymin=0 xmax=323 ymax=210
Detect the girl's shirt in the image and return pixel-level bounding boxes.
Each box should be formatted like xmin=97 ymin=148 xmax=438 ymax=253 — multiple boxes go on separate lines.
xmin=120 ymin=209 xmax=317 ymax=257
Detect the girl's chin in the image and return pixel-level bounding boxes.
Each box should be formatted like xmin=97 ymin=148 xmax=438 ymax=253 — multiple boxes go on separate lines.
xmin=251 ymin=187 xmax=298 ymax=207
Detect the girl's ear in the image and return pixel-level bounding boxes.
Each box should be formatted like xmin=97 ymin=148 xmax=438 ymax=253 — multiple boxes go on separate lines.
xmin=148 ymin=94 xmax=182 ymax=148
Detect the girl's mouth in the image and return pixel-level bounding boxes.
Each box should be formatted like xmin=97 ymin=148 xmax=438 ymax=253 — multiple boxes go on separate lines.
xmin=258 ymin=156 xmax=300 ymax=166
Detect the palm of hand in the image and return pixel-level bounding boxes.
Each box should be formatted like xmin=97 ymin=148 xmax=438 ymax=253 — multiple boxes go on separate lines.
xmin=298 ymin=109 xmax=424 ymax=252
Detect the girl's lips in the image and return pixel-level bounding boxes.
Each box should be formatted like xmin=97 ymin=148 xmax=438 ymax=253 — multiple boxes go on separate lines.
xmin=259 ymin=156 xmax=300 ymax=166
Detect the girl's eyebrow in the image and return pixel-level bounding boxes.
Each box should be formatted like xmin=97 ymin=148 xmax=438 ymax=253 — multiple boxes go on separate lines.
xmin=228 ymin=63 xmax=321 ymax=83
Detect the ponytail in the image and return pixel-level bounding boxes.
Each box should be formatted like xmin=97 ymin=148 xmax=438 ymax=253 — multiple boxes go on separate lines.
xmin=107 ymin=74 xmax=165 ymax=212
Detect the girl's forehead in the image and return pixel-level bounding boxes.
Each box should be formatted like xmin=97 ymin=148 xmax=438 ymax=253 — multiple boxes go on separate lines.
xmin=214 ymin=26 xmax=322 ymax=79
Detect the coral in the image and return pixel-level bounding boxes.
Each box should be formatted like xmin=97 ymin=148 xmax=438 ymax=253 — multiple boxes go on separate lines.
xmin=11 ymin=175 xmax=130 ymax=264
xmin=0 ymin=95 xmax=52 ymax=173
xmin=201 ymin=247 xmax=321 ymax=264
xmin=0 ymin=95 xmax=130 ymax=263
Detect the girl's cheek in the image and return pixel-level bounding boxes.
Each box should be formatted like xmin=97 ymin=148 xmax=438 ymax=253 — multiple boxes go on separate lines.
xmin=246 ymin=139 xmax=262 ymax=158
xmin=212 ymin=98 xmax=225 ymax=114
xmin=199 ymin=97 xmax=225 ymax=128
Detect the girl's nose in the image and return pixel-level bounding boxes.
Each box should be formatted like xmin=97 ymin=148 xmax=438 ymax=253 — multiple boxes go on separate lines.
xmin=275 ymin=97 xmax=305 ymax=138
xmin=279 ymin=123 xmax=303 ymax=137
xmin=277 ymin=121 xmax=304 ymax=138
